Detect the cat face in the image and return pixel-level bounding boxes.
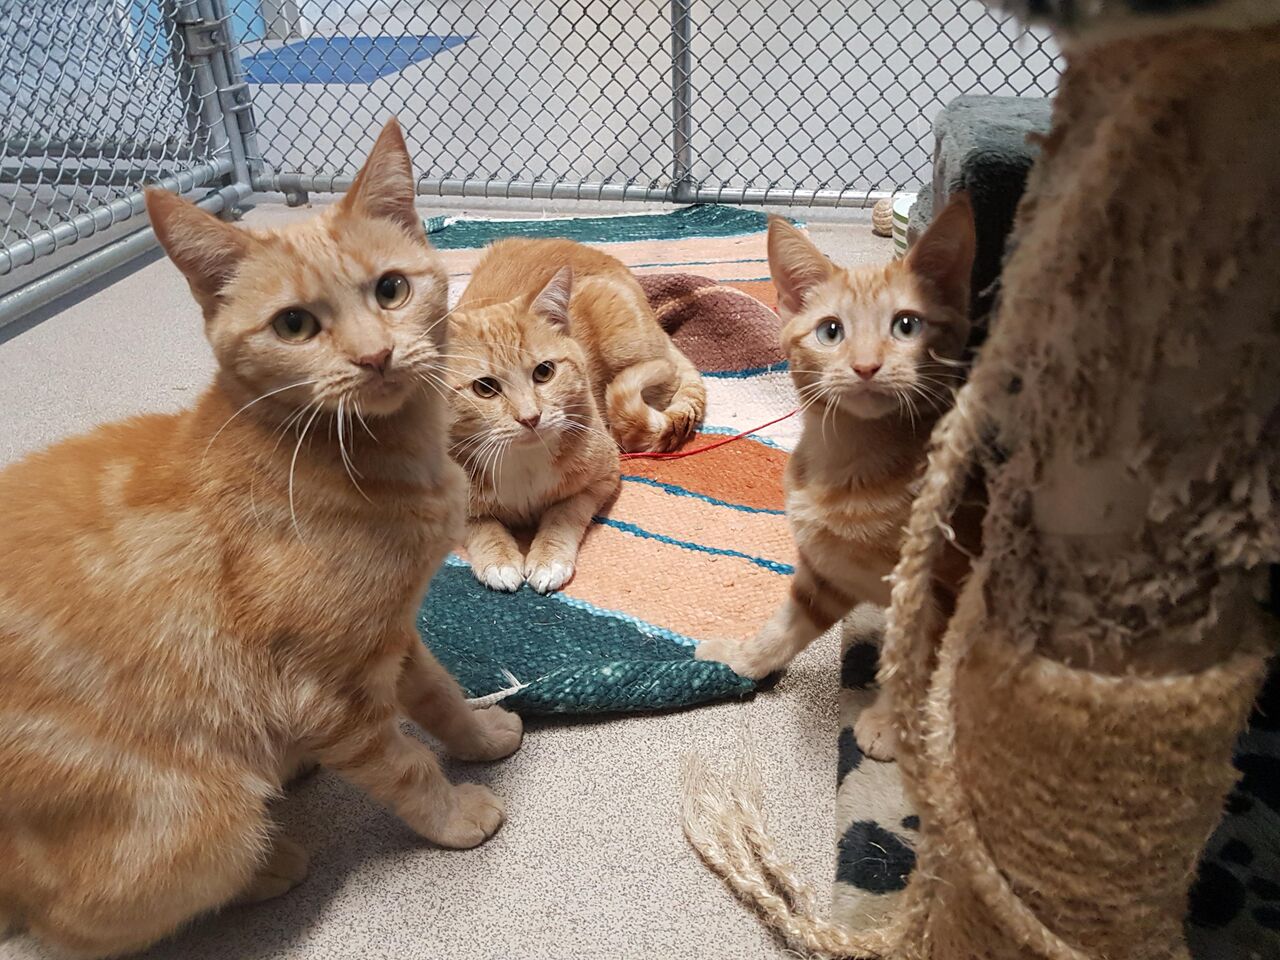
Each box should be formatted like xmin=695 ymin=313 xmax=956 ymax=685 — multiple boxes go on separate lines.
xmin=447 ymin=268 xmax=595 ymax=463
xmin=769 ymin=195 xmax=975 ymax=421
xmin=146 ymin=119 xmax=448 ymax=419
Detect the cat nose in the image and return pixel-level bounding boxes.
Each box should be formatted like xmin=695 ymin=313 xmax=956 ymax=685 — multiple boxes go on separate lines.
xmin=853 ymin=363 xmax=881 ymax=381
xmin=516 ymin=413 xmax=541 ymax=430
xmin=355 ymin=347 xmax=393 ymax=375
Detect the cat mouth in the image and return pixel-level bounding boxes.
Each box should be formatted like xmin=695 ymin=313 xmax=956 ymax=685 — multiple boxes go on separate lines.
xmin=353 ymin=376 xmax=411 ymax=413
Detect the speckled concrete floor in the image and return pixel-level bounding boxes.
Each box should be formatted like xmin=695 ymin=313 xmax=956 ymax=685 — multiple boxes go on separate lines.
xmin=0 ymin=199 xmax=891 ymax=960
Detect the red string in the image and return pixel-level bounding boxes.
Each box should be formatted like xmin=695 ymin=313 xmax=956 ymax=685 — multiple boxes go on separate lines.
xmin=619 ymin=408 xmax=800 ymax=461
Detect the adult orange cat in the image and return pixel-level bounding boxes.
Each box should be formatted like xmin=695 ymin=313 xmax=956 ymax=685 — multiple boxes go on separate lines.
xmin=0 ymin=119 xmax=521 ymax=958
xmin=447 ymin=239 xmax=706 ymax=594
xmin=697 ymin=195 xmax=976 ymax=761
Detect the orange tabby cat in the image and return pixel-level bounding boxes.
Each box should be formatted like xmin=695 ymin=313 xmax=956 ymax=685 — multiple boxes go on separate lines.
xmin=447 ymin=239 xmax=706 ymax=594
xmin=0 ymin=119 xmax=521 ymax=958
xmin=697 ymin=195 xmax=975 ymax=760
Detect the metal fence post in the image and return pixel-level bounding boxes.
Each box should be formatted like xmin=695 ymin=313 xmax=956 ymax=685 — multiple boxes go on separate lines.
xmin=171 ymin=0 xmax=259 ymax=204
xmin=670 ymin=0 xmax=695 ymax=204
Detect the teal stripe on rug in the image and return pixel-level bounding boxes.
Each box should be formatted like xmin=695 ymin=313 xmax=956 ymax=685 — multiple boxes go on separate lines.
xmin=420 ymin=562 xmax=754 ymax=714
xmin=423 ymin=204 xmax=776 ymax=249
xmin=592 ymin=516 xmax=794 ymax=575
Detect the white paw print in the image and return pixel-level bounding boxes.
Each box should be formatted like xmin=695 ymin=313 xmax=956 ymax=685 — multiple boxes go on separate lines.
xmin=525 ymin=560 xmax=574 ymax=594
xmin=476 ymin=564 xmax=524 ymax=592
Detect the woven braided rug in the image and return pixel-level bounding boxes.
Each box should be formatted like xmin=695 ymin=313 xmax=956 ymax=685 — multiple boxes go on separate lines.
xmin=416 ymin=206 xmax=802 ymax=715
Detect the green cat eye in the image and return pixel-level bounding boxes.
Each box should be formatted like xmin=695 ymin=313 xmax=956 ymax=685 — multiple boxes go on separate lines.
xmin=375 ymin=272 xmax=411 ymax=309
xmin=814 ymin=318 xmax=844 ymax=346
xmin=532 ymin=361 xmax=556 ymax=384
xmin=473 ymin=377 xmax=502 ymax=398
xmin=891 ymin=312 xmax=925 ymax=340
xmin=271 ymin=308 xmax=320 ymax=343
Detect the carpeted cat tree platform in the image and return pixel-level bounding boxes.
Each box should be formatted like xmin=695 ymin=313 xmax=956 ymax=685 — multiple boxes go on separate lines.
xmin=684 ymin=3 xmax=1280 ymax=957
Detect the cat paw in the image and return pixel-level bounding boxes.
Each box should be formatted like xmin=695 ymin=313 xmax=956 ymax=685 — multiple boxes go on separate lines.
xmin=694 ymin=637 xmax=780 ymax=680
xmin=475 ymin=563 xmax=524 ymax=592
xmin=451 ymin=706 xmax=523 ymax=762
xmin=524 ymin=558 xmax=574 ymax=594
xmin=853 ymin=703 xmax=899 ymax=762
xmin=424 ymin=784 xmax=506 ymax=849
xmin=236 ymin=836 xmax=309 ymax=904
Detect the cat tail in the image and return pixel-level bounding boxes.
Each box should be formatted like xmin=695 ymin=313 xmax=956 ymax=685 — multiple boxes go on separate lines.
xmin=605 ymin=347 xmax=707 ymax=453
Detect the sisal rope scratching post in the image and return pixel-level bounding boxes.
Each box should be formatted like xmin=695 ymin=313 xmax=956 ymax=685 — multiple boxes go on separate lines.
xmin=684 ymin=21 xmax=1280 ymax=960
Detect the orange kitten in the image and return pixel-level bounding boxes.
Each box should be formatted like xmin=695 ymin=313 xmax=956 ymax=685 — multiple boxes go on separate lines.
xmin=447 ymin=238 xmax=706 ymax=594
xmin=697 ymin=196 xmax=975 ymax=760
xmin=0 ymin=120 xmax=521 ymax=958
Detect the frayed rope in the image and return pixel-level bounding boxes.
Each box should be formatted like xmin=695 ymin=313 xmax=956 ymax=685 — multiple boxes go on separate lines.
xmin=680 ymin=733 xmax=888 ymax=959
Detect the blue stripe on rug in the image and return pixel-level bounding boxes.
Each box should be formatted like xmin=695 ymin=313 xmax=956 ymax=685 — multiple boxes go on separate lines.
xmin=424 ymin=205 xmax=785 ymax=249
xmin=703 ymin=362 xmax=789 ymax=379
xmin=621 ymin=475 xmax=786 ymax=516
xmin=592 ymin=516 xmax=794 ymax=575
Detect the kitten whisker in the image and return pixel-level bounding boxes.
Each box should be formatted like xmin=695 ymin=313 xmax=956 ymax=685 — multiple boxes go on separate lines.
xmin=352 ymin=399 xmax=378 ymax=443
xmin=288 ymin=403 xmax=325 ymax=545
xmin=336 ymin=397 xmax=371 ymax=503
xmin=202 ymin=379 xmax=319 ymax=465
xmin=926 ymin=350 xmax=969 ymax=369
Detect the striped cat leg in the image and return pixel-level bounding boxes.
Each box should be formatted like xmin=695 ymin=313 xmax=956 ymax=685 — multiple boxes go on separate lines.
xmin=397 ymin=637 xmax=523 ymax=762
xmin=697 ymin=557 xmax=856 ymax=679
xmin=310 ymin=705 xmax=504 ymax=849
xmin=523 ymin=474 xmax=618 ymax=594
xmin=465 ymin=517 xmax=525 ymax=592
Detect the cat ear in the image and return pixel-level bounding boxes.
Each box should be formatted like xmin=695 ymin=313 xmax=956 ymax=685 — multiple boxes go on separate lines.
xmin=905 ymin=192 xmax=975 ymax=311
xmin=145 ymin=187 xmax=252 ymax=312
xmin=768 ymin=215 xmax=836 ymax=318
xmin=529 ymin=267 xmax=573 ymax=330
xmin=339 ymin=117 xmax=423 ymax=240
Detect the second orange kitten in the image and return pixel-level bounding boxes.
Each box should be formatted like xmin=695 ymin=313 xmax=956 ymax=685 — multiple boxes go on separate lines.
xmin=697 ymin=196 xmax=976 ymax=760
xmin=447 ymin=239 xmax=706 ymax=594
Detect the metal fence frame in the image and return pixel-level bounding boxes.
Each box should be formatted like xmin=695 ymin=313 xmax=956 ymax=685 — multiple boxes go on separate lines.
xmin=0 ymin=0 xmax=1058 ymax=329
xmin=0 ymin=0 xmax=256 ymax=327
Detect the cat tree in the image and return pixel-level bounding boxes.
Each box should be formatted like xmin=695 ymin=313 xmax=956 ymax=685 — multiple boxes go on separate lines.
xmin=685 ymin=5 xmax=1280 ymax=957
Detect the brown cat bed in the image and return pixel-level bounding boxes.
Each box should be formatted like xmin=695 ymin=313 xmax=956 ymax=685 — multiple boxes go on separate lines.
xmin=684 ymin=17 xmax=1280 ymax=960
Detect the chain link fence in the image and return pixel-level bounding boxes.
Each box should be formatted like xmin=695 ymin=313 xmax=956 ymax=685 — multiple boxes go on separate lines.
xmin=1 ymin=0 xmax=1057 ymax=323
xmin=0 ymin=0 xmax=253 ymax=321
xmin=244 ymin=0 xmax=1058 ymax=205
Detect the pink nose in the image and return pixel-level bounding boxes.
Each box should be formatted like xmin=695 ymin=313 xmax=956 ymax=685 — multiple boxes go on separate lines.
xmin=853 ymin=363 xmax=881 ymax=381
xmin=355 ymin=347 xmax=393 ymax=375
xmin=516 ymin=413 xmax=541 ymax=430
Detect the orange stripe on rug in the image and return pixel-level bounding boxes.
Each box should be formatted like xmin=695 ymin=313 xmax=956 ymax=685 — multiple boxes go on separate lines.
xmin=622 ymin=432 xmax=788 ymax=512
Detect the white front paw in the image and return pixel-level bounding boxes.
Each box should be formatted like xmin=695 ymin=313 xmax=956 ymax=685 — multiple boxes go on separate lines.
xmin=525 ymin=559 xmax=574 ymax=594
xmin=476 ymin=563 xmax=524 ymax=592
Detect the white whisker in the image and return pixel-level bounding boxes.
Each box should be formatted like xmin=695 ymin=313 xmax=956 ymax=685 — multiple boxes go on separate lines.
xmin=203 ymin=379 xmax=318 ymax=464
xmin=288 ymin=403 xmax=325 ymax=545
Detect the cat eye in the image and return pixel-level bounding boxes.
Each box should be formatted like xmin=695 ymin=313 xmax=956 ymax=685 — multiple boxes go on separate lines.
xmin=891 ymin=312 xmax=925 ymax=341
xmin=271 ymin=308 xmax=321 ymax=343
xmin=472 ymin=377 xmax=502 ymax=398
xmin=374 ymin=272 xmax=411 ymax=309
xmin=814 ymin=318 xmax=844 ymax=346
xmin=532 ymin=361 xmax=556 ymax=384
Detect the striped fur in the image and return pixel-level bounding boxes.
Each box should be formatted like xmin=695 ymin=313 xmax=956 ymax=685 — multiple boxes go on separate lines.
xmin=697 ymin=196 xmax=976 ymax=761
xmin=447 ymin=238 xmax=706 ymax=596
xmin=0 ymin=120 xmax=522 ymax=958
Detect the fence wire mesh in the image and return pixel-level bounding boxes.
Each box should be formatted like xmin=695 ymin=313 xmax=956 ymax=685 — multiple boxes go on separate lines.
xmin=243 ymin=0 xmax=1059 ymax=205
xmin=1 ymin=0 xmax=1059 ymax=296
xmin=0 ymin=0 xmax=227 ymax=278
